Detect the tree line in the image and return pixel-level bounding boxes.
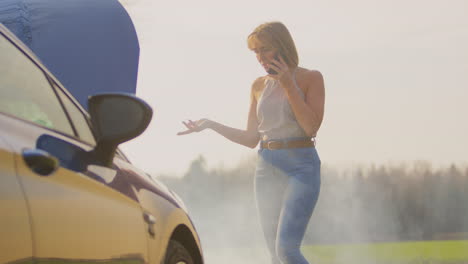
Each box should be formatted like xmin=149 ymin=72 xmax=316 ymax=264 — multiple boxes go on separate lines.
xmin=156 ymin=155 xmax=468 ymax=246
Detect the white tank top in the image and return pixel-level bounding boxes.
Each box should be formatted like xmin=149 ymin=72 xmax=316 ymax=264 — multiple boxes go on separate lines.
xmin=256 ymin=70 xmax=308 ymax=140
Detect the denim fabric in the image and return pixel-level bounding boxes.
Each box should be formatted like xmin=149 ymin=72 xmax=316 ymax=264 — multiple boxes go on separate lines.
xmin=255 ymin=140 xmax=321 ymax=264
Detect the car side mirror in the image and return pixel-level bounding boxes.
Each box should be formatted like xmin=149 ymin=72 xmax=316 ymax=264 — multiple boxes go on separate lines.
xmin=88 ymin=93 xmax=152 ymax=166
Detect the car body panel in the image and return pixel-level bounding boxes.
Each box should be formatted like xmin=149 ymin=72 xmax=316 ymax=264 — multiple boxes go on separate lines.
xmin=0 ymin=136 xmax=33 ymax=264
xmin=0 ymin=113 xmax=149 ymax=263
xmin=115 ymin=162 xmax=204 ymax=264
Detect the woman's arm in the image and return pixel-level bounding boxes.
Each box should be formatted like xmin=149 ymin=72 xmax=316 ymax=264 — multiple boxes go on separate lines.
xmin=280 ymin=70 xmax=325 ymax=137
xmin=177 ymin=78 xmax=262 ymax=148
xmin=267 ymin=56 xmax=325 ymax=137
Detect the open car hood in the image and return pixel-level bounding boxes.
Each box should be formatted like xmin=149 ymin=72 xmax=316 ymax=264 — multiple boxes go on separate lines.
xmin=0 ymin=0 xmax=139 ymax=109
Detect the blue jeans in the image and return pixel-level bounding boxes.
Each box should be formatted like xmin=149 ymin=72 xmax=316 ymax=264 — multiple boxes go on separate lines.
xmin=255 ymin=140 xmax=321 ymax=264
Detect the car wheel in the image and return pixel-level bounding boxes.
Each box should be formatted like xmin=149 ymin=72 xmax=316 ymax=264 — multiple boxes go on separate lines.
xmin=164 ymin=240 xmax=194 ymax=264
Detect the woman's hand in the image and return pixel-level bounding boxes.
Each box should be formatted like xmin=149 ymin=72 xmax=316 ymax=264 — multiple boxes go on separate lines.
xmin=177 ymin=118 xmax=213 ymax=135
xmin=268 ymin=55 xmax=294 ymax=89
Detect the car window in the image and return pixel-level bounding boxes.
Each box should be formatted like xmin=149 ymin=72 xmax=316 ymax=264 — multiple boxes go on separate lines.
xmin=54 ymin=84 xmax=96 ymax=145
xmin=0 ymin=34 xmax=74 ymax=135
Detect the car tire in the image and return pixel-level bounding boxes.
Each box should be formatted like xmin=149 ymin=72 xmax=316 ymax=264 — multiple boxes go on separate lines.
xmin=164 ymin=240 xmax=194 ymax=264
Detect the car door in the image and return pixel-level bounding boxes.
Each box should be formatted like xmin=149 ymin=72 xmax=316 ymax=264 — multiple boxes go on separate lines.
xmin=0 ymin=135 xmax=33 ymax=264
xmin=0 ymin=27 xmax=148 ymax=264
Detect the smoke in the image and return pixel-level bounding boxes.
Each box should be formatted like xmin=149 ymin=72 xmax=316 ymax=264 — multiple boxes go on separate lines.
xmin=156 ymin=158 xmax=468 ymax=264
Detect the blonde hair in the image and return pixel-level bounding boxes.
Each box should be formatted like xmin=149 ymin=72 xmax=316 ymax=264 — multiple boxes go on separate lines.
xmin=247 ymin=21 xmax=299 ymax=68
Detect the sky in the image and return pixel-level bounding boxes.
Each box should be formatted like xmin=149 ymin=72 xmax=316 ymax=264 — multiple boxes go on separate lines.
xmin=118 ymin=0 xmax=468 ymax=176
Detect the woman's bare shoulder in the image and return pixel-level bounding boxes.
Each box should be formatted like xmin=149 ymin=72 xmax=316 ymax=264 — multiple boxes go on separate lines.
xmin=297 ymin=68 xmax=324 ymax=93
xmin=298 ymin=67 xmax=323 ymax=82
xmin=252 ymin=76 xmax=267 ymax=89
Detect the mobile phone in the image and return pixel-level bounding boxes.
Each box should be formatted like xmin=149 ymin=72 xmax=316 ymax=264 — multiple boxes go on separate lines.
xmin=267 ymin=54 xmax=280 ymax=75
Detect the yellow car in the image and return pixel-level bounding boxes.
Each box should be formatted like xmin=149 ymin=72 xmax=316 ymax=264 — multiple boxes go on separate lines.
xmin=0 ymin=24 xmax=203 ymax=264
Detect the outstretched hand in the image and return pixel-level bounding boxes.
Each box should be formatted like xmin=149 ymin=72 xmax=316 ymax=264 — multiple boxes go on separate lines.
xmin=177 ymin=119 xmax=212 ymax=135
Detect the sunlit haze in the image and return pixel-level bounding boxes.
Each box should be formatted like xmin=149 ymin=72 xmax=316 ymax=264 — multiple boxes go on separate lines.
xmin=119 ymin=0 xmax=468 ymax=176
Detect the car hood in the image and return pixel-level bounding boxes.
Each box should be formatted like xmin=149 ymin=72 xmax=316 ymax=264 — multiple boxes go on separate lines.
xmin=0 ymin=0 xmax=139 ymax=109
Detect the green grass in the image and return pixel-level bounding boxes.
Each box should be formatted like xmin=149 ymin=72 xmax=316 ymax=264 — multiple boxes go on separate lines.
xmin=302 ymin=240 xmax=468 ymax=264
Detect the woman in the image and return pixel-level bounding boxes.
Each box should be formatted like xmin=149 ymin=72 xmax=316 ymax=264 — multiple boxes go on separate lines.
xmin=178 ymin=21 xmax=325 ymax=264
